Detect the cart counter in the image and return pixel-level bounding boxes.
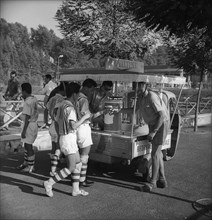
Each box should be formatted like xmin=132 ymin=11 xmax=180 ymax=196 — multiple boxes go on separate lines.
xmin=90 ymin=130 xmax=172 ymax=164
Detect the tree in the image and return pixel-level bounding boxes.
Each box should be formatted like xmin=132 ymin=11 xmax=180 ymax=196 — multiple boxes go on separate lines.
xmin=55 ymin=0 xmax=164 ymax=62
xmin=125 ymin=0 xmax=212 ymax=38
xmin=166 ymin=29 xmax=212 ymax=131
xmin=125 ymin=0 xmax=212 ymax=131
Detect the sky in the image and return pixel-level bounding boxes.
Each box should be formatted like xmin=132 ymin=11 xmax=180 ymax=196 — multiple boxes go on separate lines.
xmin=0 ymin=0 xmax=64 ymax=38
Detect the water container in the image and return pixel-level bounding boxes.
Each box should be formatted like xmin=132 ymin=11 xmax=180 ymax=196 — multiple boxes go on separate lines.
xmin=104 ymin=97 xmax=123 ymax=132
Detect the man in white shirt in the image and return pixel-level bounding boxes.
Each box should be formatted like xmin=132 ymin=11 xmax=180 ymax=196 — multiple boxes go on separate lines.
xmin=41 ymin=74 xmax=57 ymax=127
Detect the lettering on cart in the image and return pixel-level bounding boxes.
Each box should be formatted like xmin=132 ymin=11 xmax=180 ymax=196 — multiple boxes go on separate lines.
xmin=163 ymin=137 xmax=170 ymax=147
xmin=136 ymin=142 xmax=151 ymax=153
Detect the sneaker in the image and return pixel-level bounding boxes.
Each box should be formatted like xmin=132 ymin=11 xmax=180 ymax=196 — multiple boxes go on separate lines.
xmin=142 ymin=182 xmax=157 ymax=192
xmin=157 ymin=179 xmax=168 ymax=188
xmin=72 ymin=189 xmax=89 ymax=197
xmin=17 ymin=163 xmax=27 ymax=170
xmin=43 ymin=181 xmax=53 ymax=197
xmin=21 ymin=166 xmax=35 ymax=173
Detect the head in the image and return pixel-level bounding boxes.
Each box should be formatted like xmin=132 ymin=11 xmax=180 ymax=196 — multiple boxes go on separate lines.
xmin=58 ymin=82 xmax=67 ymax=96
xmin=138 ymin=82 xmax=148 ymax=95
xmin=66 ymin=82 xmax=81 ymax=103
xmin=21 ymin=83 xmax=32 ymax=99
xmin=82 ymin=78 xmax=97 ymax=97
xmin=10 ymin=71 xmax=17 ymax=80
xmin=101 ymin=81 xmax=113 ymax=96
xmin=44 ymin=74 xmax=52 ymax=84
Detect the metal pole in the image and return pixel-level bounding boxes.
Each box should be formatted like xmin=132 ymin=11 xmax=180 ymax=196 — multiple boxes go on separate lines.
xmin=170 ymin=84 xmax=184 ymax=127
xmin=131 ymin=82 xmax=138 ymax=137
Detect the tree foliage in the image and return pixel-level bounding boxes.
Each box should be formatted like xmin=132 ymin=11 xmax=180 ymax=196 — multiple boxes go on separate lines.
xmin=125 ymin=0 xmax=212 ymax=38
xmin=166 ymin=29 xmax=212 ymax=77
xmin=55 ymin=0 xmax=165 ymax=61
xmin=0 ymin=18 xmax=100 ymax=85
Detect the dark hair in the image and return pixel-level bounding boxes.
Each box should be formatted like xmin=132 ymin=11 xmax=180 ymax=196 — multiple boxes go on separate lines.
xmin=45 ymin=74 xmax=52 ymax=80
xmin=66 ymin=82 xmax=81 ymax=98
xmin=21 ymin=83 xmax=32 ymax=94
xmin=82 ymin=78 xmax=97 ymax=88
xmin=10 ymin=71 xmax=17 ymax=76
xmin=102 ymin=81 xmax=113 ymax=87
xmin=47 ymin=82 xmax=68 ymax=102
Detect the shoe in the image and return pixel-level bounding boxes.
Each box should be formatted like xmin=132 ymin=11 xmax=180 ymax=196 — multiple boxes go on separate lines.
xmin=157 ymin=179 xmax=168 ymax=188
xmin=72 ymin=189 xmax=89 ymax=197
xmin=21 ymin=166 xmax=35 ymax=173
xmin=79 ymin=180 xmax=94 ymax=187
xmin=17 ymin=163 xmax=27 ymax=170
xmin=142 ymin=182 xmax=157 ymax=192
xmin=43 ymin=181 xmax=53 ymax=197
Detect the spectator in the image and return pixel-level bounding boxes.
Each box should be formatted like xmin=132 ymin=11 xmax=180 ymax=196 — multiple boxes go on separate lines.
xmin=40 ymin=74 xmax=57 ymax=127
xmin=4 ymin=71 xmax=20 ymax=100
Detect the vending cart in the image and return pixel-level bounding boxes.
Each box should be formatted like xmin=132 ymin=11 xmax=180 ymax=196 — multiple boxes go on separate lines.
xmin=59 ymin=58 xmax=186 ymax=178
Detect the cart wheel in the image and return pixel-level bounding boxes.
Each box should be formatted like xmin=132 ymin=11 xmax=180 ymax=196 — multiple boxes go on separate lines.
xmin=143 ymin=159 xmax=152 ymax=181
xmin=128 ymin=158 xmax=138 ymax=174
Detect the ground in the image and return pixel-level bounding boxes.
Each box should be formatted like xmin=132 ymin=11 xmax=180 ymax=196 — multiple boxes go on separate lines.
xmin=0 ymin=126 xmax=211 ymax=220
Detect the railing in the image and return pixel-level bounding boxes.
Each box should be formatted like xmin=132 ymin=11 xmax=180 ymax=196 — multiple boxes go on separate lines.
xmin=178 ymin=96 xmax=212 ymax=116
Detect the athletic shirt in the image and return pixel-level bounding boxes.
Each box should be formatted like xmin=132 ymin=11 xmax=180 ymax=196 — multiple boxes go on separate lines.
xmin=76 ymin=92 xmax=91 ymax=124
xmin=47 ymin=93 xmax=64 ymax=120
xmin=137 ymin=91 xmax=169 ymax=126
xmin=55 ymin=99 xmax=77 ymax=135
xmin=22 ymin=96 xmax=38 ymax=122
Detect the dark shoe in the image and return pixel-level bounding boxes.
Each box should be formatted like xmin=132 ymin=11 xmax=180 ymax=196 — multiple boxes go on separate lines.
xmin=157 ymin=179 xmax=168 ymax=188
xmin=79 ymin=180 xmax=94 ymax=187
xmin=17 ymin=163 xmax=27 ymax=170
xmin=142 ymin=182 xmax=157 ymax=192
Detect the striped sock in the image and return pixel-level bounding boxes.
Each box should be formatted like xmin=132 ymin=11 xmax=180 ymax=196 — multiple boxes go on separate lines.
xmin=28 ymin=154 xmax=35 ymax=168
xmin=23 ymin=150 xmax=28 ymax=165
xmin=80 ymin=163 xmax=87 ymax=183
xmin=49 ymin=168 xmax=71 ymax=185
xmin=72 ymin=162 xmax=82 ymax=191
xmin=51 ymin=155 xmax=59 ymax=173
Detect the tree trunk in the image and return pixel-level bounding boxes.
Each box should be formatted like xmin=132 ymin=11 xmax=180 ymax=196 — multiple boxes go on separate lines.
xmin=194 ymin=71 xmax=204 ymax=132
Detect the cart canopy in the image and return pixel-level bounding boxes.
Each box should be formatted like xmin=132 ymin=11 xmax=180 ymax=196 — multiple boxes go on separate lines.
xmin=59 ymin=68 xmax=186 ymax=85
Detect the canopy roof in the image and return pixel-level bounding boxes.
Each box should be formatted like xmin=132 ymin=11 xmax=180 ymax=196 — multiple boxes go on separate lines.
xmin=59 ymin=68 xmax=186 ymax=85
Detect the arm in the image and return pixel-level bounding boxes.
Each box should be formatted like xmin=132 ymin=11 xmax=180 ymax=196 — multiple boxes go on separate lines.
xmin=147 ymin=111 xmax=164 ymax=142
xmin=21 ymin=115 xmax=30 ymax=138
xmin=70 ymin=112 xmax=91 ymax=130
xmin=4 ymin=81 xmax=9 ymax=96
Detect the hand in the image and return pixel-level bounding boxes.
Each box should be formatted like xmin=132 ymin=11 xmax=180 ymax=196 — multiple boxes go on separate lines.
xmin=147 ymin=132 xmax=156 ymax=142
xmin=84 ymin=111 xmax=91 ymax=119
xmin=21 ymin=131 xmax=26 ymax=139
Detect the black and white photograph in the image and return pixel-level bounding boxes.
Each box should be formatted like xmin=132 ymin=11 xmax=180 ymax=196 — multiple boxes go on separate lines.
xmin=0 ymin=0 xmax=211 ymax=219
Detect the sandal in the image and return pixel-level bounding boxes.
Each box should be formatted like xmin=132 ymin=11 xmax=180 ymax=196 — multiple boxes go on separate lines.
xmin=72 ymin=189 xmax=89 ymax=197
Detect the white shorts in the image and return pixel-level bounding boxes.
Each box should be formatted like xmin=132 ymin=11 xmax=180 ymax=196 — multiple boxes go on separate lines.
xmin=59 ymin=132 xmax=78 ymax=156
xmin=21 ymin=122 xmax=38 ymax=145
xmin=49 ymin=122 xmax=58 ymax=143
xmin=77 ymin=123 xmax=93 ymax=149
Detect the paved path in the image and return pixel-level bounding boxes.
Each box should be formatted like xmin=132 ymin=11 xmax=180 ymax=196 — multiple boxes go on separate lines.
xmin=0 ymin=126 xmax=211 ymax=220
